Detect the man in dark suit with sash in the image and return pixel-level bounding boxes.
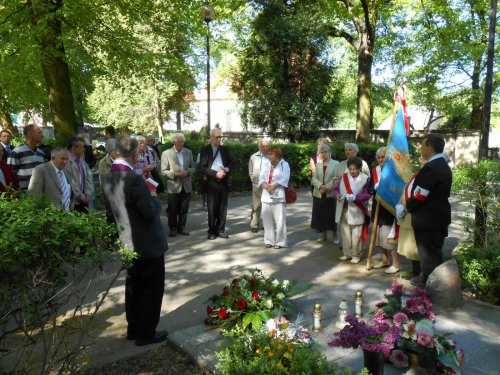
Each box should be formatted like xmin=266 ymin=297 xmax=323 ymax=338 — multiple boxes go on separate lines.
xmin=200 ymin=128 xmax=232 ymax=240
xmin=102 ymin=135 xmax=168 ymax=346
xmin=406 ymin=133 xmax=452 ymax=285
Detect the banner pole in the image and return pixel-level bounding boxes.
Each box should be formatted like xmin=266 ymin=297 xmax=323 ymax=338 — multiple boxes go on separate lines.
xmin=366 ymin=101 xmax=399 ymax=270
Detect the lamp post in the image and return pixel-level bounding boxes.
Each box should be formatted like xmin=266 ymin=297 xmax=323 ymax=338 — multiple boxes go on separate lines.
xmin=201 ymin=5 xmax=215 ymax=133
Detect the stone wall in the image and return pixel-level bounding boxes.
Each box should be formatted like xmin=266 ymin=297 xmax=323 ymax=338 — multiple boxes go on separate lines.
xmin=221 ymin=129 xmax=482 ymax=167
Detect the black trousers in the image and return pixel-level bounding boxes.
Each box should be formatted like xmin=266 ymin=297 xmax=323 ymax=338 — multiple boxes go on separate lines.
xmin=414 ymin=229 xmax=447 ymax=280
xmin=207 ymin=180 xmax=229 ymax=235
xmin=125 ymin=255 xmax=165 ymax=340
xmin=74 ymin=202 xmax=89 ymax=214
xmin=167 ymin=188 xmax=191 ymax=230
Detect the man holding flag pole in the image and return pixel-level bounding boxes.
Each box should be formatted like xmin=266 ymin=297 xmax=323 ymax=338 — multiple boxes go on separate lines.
xmin=366 ymin=86 xmax=413 ymax=270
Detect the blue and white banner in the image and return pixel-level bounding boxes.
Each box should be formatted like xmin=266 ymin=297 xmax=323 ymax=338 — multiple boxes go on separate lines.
xmin=376 ymin=106 xmax=413 ymax=215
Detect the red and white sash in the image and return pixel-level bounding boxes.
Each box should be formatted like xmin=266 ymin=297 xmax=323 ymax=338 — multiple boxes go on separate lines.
xmin=342 ymin=173 xmax=370 ymax=245
xmin=371 ymin=166 xmax=381 ymax=189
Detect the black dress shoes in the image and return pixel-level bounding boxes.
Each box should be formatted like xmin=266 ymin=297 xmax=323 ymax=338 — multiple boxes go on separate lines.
xmin=251 ymin=228 xmax=259 ymax=233
xmin=169 ymin=229 xmax=177 ymax=237
xmin=217 ymin=232 xmax=229 ymax=239
xmin=208 ymin=234 xmax=216 ymax=240
xmin=135 ymin=331 xmax=168 ymax=346
xmin=178 ymin=229 xmax=190 ymax=235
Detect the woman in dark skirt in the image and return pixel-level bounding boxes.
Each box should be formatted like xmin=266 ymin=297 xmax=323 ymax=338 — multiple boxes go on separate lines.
xmin=311 ymin=144 xmax=340 ymax=242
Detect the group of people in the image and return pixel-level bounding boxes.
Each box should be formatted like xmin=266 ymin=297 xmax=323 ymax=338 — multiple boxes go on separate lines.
xmin=0 ymin=124 xmax=452 ymax=346
xmin=305 ymin=135 xmax=452 ymax=287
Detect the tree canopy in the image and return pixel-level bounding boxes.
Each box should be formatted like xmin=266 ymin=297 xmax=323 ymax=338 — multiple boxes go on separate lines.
xmin=0 ymin=0 xmax=497 ymax=141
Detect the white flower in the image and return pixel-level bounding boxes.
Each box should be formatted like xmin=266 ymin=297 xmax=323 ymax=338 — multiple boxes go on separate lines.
xmin=265 ymin=299 xmax=273 ymax=308
xmin=272 ymin=279 xmax=280 ymax=287
xmin=276 ymin=292 xmax=285 ymax=300
xmin=282 ymin=280 xmax=290 ymax=288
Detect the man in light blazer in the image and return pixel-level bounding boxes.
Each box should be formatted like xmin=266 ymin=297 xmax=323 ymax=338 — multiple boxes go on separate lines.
xmin=161 ymin=132 xmax=196 ymax=236
xmin=65 ymin=136 xmax=93 ymax=213
xmin=28 ymin=147 xmax=75 ymax=211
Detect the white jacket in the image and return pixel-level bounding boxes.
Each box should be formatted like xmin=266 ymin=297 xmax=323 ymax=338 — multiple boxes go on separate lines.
xmin=258 ymin=159 xmax=290 ymax=203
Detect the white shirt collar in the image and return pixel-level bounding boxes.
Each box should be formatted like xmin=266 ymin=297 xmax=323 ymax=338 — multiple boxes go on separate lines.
xmin=113 ymin=159 xmax=134 ymax=170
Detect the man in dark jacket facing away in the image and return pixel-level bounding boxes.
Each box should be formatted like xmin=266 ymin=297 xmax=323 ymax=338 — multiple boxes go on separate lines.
xmin=405 ymin=133 xmax=452 ymax=285
xmin=102 ymin=135 xmax=168 ymax=346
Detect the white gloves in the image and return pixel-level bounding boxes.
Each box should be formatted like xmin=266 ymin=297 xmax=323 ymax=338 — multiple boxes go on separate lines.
xmin=396 ymin=204 xmax=405 ymax=220
xmin=344 ymin=194 xmax=356 ymax=201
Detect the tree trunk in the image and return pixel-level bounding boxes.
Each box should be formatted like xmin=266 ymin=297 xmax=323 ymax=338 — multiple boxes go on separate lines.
xmin=0 ymin=112 xmax=18 ymax=135
xmin=480 ymin=0 xmax=496 ymax=160
xmin=470 ymin=58 xmax=483 ymax=129
xmin=176 ymin=111 xmax=182 ymax=131
xmin=153 ymin=96 xmax=164 ymax=142
xmin=356 ymin=49 xmax=373 ymax=143
xmin=30 ymin=0 xmax=78 ymax=142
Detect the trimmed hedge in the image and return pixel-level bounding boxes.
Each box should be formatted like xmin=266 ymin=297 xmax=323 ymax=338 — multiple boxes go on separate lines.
xmin=159 ymin=141 xmax=386 ymax=193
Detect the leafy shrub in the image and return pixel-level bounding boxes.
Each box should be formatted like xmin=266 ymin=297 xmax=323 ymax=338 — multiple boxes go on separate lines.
xmin=452 ymin=159 xmax=500 ymax=304
xmin=159 ymin=139 xmax=384 ymax=193
xmin=0 ymin=195 xmax=134 ymax=374
xmin=215 ymin=327 xmax=345 ymax=375
xmin=455 ymin=245 xmax=500 ymax=305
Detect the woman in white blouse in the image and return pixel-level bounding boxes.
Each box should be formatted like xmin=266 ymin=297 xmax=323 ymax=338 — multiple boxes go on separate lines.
xmin=258 ymin=147 xmax=290 ymax=249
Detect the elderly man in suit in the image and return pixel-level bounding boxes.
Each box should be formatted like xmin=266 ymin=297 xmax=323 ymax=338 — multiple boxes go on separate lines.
xmin=161 ymin=132 xmax=196 ymax=236
xmin=102 ymin=135 xmax=168 ymax=346
xmin=28 ymin=148 xmax=74 ymax=211
xmin=65 ymin=136 xmax=93 ymax=213
xmin=0 ymin=129 xmax=13 ymax=161
xmin=401 ymin=133 xmax=452 ymax=286
xmin=200 ymin=128 xmax=232 ymax=240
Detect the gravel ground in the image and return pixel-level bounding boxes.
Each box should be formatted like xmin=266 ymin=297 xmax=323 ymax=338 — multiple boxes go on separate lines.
xmin=81 ymin=343 xmax=209 ymax=375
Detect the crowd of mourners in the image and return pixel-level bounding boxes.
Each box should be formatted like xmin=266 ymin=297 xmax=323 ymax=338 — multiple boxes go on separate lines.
xmin=0 ymin=125 xmax=452 ymax=346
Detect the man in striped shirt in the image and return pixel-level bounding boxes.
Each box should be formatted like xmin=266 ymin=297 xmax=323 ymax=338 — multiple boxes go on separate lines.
xmin=7 ymin=124 xmax=45 ymax=189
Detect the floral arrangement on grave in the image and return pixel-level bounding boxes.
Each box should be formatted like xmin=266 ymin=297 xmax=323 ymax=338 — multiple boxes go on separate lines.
xmin=215 ymin=314 xmax=341 ymax=374
xmin=329 ymin=278 xmax=464 ymax=374
xmin=204 ymin=269 xmax=310 ymax=332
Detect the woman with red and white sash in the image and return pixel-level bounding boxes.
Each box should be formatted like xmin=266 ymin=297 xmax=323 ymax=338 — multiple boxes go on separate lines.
xmin=333 ymin=157 xmax=371 ymax=264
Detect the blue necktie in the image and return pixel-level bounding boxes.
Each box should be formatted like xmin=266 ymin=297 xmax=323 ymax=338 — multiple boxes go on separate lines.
xmin=58 ymin=170 xmax=71 ymax=211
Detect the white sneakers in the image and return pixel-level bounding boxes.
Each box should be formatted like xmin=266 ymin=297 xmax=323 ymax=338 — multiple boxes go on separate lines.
xmin=373 ymin=262 xmax=390 ymax=269
xmin=339 ymin=255 xmax=361 ymax=264
xmin=384 ymin=266 xmax=400 ymax=274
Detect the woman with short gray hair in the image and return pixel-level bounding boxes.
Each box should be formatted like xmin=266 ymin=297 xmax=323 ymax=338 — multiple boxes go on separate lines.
xmin=310 ymin=144 xmax=339 ymax=242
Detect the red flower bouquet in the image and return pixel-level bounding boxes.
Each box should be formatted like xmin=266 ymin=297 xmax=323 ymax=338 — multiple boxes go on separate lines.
xmin=204 ymin=269 xmax=309 ymax=332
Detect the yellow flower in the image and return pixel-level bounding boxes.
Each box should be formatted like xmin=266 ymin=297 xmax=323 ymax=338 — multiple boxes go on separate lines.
xmin=283 ymin=352 xmax=290 ymax=359
xmin=268 ymin=351 xmax=274 ymax=357
xmin=289 ymin=347 xmax=294 ymax=353
xmin=256 ymin=349 xmax=261 ymax=354
xmin=277 ymin=344 xmax=284 ymax=351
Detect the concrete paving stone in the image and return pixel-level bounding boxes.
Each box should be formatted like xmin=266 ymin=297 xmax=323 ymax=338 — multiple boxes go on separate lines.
xmin=71 ymin=190 xmax=499 ymax=374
